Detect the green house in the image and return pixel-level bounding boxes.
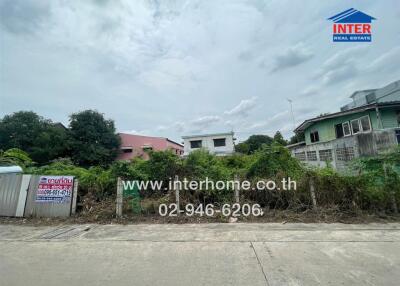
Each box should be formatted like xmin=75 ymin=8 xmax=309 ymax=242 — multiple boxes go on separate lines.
xmin=289 ymin=80 xmax=400 ymax=170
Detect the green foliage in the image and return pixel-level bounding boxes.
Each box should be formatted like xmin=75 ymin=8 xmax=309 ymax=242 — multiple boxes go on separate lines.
xmin=247 ymin=143 xmax=303 ymax=179
xmin=145 ymin=150 xmax=182 ymax=182
xmin=68 ymin=110 xmax=121 ymax=167
xmin=288 ymin=132 xmax=305 ymax=144
xmin=350 ymin=147 xmax=400 ymax=210
xmin=235 ymin=134 xmax=273 ymax=154
xmin=0 ymin=111 xmax=43 ymax=151
xmin=234 ymin=141 xmax=250 ymax=154
xmin=273 ymin=131 xmax=287 ymax=146
xmin=0 ymin=111 xmax=69 ymax=164
xmin=220 ymin=153 xmax=254 ymax=176
xmin=0 ymin=148 xmax=33 ymax=168
xmin=109 ymin=160 xmax=148 ymax=181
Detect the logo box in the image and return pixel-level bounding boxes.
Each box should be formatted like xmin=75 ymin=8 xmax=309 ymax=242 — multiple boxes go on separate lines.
xmin=328 ymin=8 xmax=376 ymax=42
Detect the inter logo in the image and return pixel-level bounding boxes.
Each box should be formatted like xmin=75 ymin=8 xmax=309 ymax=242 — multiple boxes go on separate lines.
xmin=328 ymin=8 xmax=376 ymax=42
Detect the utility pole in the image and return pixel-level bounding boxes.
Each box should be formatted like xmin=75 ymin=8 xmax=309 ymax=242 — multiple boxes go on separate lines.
xmin=287 ymin=98 xmax=296 ymax=130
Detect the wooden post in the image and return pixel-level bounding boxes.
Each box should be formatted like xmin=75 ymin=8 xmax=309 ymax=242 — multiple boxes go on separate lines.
xmin=234 ymin=174 xmax=240 ymax=204
xmin=175 ymin=175 xmax=180 ymax=215
xmin=71 ymin=179 xmax=79 ymax=215
xmin=309 ymin=177 xmax=317 ymax=209
xmin=375 ymin=106 xmax=383 ymax=129
xmin=116 ymin=177 xmax=123 ymax=217
xmin=384 ymin=164 xmax=398 ymax=214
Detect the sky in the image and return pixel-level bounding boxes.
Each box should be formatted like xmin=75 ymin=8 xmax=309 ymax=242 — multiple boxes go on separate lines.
xmin=1 ymin=0 xmax=400 ymax=143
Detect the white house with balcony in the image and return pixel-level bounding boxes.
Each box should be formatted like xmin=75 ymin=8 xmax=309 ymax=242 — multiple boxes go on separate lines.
xmin=182 ymin=132 xmax=235 ymax=156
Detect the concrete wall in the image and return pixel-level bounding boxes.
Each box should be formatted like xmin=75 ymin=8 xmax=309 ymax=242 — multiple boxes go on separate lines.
xmin=183 ymin=134 xmax=235 ymax=156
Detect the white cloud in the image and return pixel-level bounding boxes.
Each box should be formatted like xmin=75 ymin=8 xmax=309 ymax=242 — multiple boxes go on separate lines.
xmin=191 ymin=115 xmax=221 ymax=127
xmin=224 ymin=97 xmax=257 ymax=117
xmin=300 ymin=86 xmax=319 ymax=97
xmin=271 ymin=43 xmax=314 ymax=72
xmin=1 ymin=0 xmax=399 ymax=142
xmin=249 ymin=110 xmax=288 ymax=130
xmin=121 ymin=129 xmax=147 ymax=135
xmin=314 ymin=46 xmax=368 ymax=86
xmin=366 ymin=46 xmax=400 ymax=73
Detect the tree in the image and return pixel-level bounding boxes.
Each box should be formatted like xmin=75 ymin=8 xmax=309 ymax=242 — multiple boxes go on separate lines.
xmin=288 ymin=132 xmax=305 ymax=144
xmin=68 ymin=110 xmax=120 ymax=167
xmin=29 ymin=124 xmax=69 ymax=163
xmin=235 ymin=134 xmax=273 ymax=154
xmin=234 ymin=142 xmax=250 ymax=154
xmin=273 ymin=131 xmax=287 ymax=146
xmin=0 ymin=111 xmax=44 ymax=151
xmin=0 ymin=111 xmax=69 ymax=164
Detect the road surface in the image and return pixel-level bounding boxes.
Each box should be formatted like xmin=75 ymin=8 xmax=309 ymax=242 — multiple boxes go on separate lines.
xmin=1 ymin=223 xmax=399 ymax=286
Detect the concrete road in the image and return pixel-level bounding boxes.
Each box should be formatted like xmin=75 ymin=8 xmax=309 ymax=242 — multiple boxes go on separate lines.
xmin=0 ymin=223 xmax=399 ymax=286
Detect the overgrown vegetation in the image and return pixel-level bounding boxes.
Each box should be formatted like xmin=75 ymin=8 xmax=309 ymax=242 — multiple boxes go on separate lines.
xmin=22 ymin=145 xmax=400 ymax=217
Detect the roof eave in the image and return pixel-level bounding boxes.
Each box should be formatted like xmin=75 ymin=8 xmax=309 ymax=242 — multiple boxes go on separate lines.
xmin=294 ymin=101 xmax=400 ymax=133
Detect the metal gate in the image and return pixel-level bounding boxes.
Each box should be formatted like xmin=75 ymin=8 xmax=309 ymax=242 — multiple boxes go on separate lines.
xmin=0 ymin=174 xmax=22 ymax=216
xmin=0 ymin=174 xmax=30 ymax=217
xmin=0 ymin=174 xmax=77 ymax=218
xmin=24 ymin=175 xmax=76 ymax=218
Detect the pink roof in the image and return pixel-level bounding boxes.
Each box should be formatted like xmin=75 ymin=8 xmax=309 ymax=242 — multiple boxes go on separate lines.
xmin=117 ymin=133 xmax=183 ymax=160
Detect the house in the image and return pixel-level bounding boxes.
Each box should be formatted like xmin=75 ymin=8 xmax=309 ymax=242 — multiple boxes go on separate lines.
xmin=288 ymin=80 xmax=400 ymax=170
xmin=182 ymin=132 xmax=235 ymax=156
xmin=117 ymin=133 xmax=183 ymax=161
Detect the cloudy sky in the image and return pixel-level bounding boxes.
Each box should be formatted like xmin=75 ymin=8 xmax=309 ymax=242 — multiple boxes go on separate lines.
xmin=1 ymin=0 xmax=399 ymax=142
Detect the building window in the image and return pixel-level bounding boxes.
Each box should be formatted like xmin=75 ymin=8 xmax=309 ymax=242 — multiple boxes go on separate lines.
xmin=294 ymin=152 xmax=306 ymax=161
xmin=190 ymin=140 xmax=202 ymax=149
xmin=360 ymin=116 xmax=371 ymax=132
xmin=396 ymin=129 xmax=400 ymax=144
xmin=319 ymin=149 xmax=333 ymax=161
xmin=397 ymin=111 xmax=400 ymax=126
xmin=335 ymin=124 xmax=344 ymax=138
xmin=351 ymin=116 xmax=371 ymax=134
xmin=310 ymin=131 xmax=319 ymax=143
xmin=336 ymin=122 xmax=351 ymax=138
xmin=122 ymin=148 xmax=133 ymax=153
xmin=351 ymin=119 xmax=361 ymax=134
xmin=306 ymin=151 xmax=317 ymax=161
xmin=213 ymin=138 xmax=226 ymax=147
xmin=142 ymin=146 xmax=153 ymax=152
xmin=336 ymin=147 xmax=355 ymax=161
xmin=343 ymin=122 xmax=351 ymax=136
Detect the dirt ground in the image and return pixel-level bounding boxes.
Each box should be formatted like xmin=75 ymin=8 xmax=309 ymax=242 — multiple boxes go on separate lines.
xmin=1 ymin=208 xmax=399 ymax=226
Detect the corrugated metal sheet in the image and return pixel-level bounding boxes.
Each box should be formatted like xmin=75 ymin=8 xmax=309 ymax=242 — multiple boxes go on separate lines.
xmin=0 ymin=174 xmax=23 ymax=216
xmin=24 ymin=175 xmax=73 ymax=218
xmin=15 ymin=175 xmax=31 ymax=217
